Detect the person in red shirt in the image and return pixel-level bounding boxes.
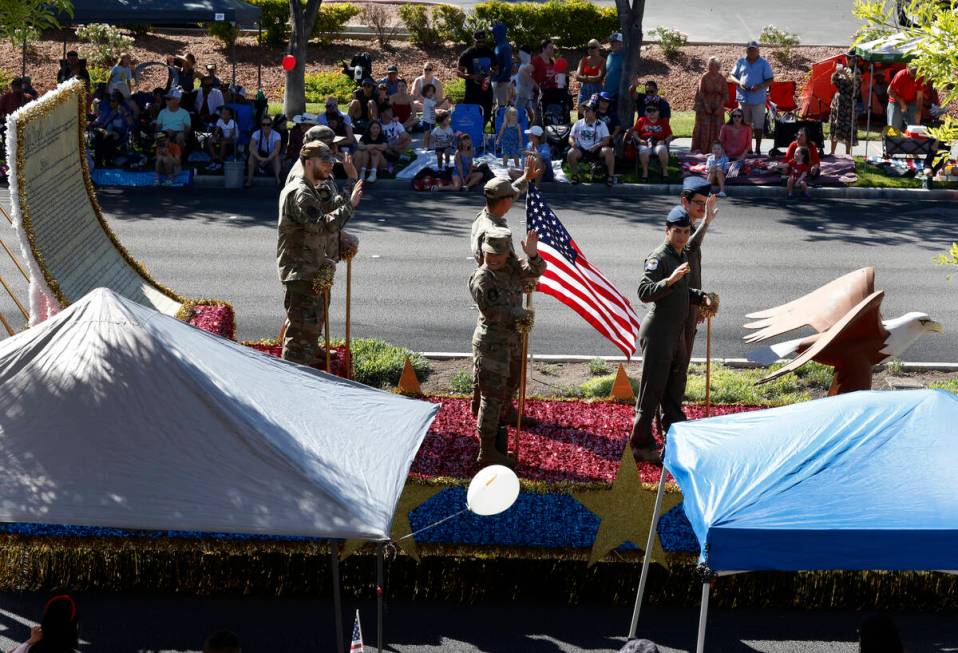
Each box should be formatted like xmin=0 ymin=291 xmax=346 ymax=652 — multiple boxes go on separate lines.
xmin=0 ymin=78 xmax=33 ymax=121
xmin=786 ymin=146 xmax=811 ymax=199
xmin=776 ymin=127 xmax=821 ymax=178
xmin=626 ymin=105 xmax=673 ymax=180
xmin=887 ymin=65 xmax=923 ymax=130
xmin=531 ymin=39 xmax=557 ymax=92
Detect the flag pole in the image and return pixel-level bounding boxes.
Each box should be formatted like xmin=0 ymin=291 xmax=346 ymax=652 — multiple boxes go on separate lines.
xmin=324 ymin=288 xmax=331 ymax=373
xmin=345 ymin=256 xmax=353 ymax=379
xmin=705 ymin=315 xmax=712 ymax=417
xmin=514 ymin=290 xmax=533 ymax=465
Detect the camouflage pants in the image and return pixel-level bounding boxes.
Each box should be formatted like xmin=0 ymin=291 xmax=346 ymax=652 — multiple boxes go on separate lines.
xmin=472 ymin=340 xmax=522 ymax=442
xmin=282 ymin=280 xmax=326 ymax=365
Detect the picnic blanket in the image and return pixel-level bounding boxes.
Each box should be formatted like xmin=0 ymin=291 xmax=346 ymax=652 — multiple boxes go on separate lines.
xmin=397 ymin=148 xmax=569 ymax=186
xmin=677 ymin=153 xmax=857 ymax=186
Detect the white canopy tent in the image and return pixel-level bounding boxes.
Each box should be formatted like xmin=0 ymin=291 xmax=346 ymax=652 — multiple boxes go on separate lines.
xmin=0 ymin=288 xmax=439 ymax=650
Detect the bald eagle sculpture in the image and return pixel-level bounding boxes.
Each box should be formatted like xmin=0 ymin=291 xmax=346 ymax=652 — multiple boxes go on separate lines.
xmin=744 ymin=267 xmax=942 ymax=395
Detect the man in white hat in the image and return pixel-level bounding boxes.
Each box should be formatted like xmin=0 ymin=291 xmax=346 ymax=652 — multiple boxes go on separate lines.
xmin=156 ymin=87 xmax=192 ymax=148
xmin=729 ymin=40 xmax=774 ymax=155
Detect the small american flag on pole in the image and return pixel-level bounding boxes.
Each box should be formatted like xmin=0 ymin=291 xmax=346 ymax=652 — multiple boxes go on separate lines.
xmin=350 ymin=609 xmax=365 ymax=653
xmin=525 ymin=183 xmax=640 ymax=357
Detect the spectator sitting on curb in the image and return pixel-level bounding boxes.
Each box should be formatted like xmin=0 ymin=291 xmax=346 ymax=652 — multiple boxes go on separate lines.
xmin=245 ymin=116 xmax=282 ymax=187
xmin=776 ymin=127 xmax=821 ymax=178
xmin=380 ymin=105 xmax=412 ymax=165
xmin=628 ymin=103 xmax=673 ymax=181
xmin=412 ymin=61 xmax=444 ymax=112
xmin=194 ymin=75 xmax=224 ymax=131
xmin=348 ymin=78 xmax=375 ymax=133
xmin=594 ymin=91 xmax=623 ymax=157
xmin=379 ymin=63 xmax=404 ymax=95
xmin=203 ymin=630 xmax=242 ymax=653
xmin=9 ymin=594 xmax=80 ymax=653
xmin=509 ymin=125 xmax=553 ymax=183
xmin=718 ymin=108 xmax=751 ymax=167
xmin=567 ymin=101 xmax=614 ymax=185
xmin=430 ymin=109 xmax=456 ymax=169
xmin=729 ymin=40 xmax=774 ymax=155
xmin=207 ymin=105 xmax=237 ymax=169
xmin=325 ymin=112 xmax=356 ymax=151
xmin=319 ymin=97 xmax=352 ymax=128
xmin=154 ymin=132 xmax=181 ymax=185
xmin=355 ymin=119 xmax=388 ymax=182
xmin=389 ymin=79 xmax=419 ymax=131
xmin=705 ymin=140 xmax=729 ymax=197
xmin=155 ymin=87 xmax=192 ymax=149
xmin=371 ymin=82 xmax=392 ymax=121
xmin=0 ymin=78 xmax=33 ymax=120
xmin=285 ymin=113 xmax=316 ymax=170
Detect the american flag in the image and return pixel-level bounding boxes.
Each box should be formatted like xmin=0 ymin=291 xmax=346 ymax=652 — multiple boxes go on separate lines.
xmin=525 ymin=183 xmax=640 ymax=357
xmin=350 ymin=610 xmax=364 ymax=653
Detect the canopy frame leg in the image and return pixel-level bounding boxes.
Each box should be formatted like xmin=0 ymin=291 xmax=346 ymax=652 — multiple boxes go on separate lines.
xmin=330 ymin=540 xmax=344 ymax=653
xmin=864 ymin=63 xmax=874 ymax=159
xmin=376 ymin=541 xmax=384 ymax=653
xmin=696 ymin=581 xmax=711 ymax=653
xmin=628 ymin=464 xmax=669 ymax=638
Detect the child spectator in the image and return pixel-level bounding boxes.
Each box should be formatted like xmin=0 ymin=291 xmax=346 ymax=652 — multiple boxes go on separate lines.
xmin=510 ymin=125 xmax=552 ymax=183
xmin=108 ymin=53 xmax=134 ymax=100
xmin=705 ymin=140 xmax=729 ymax=197
xmin=786 ymin=146 xmax=810 ymax=198
xmin=628 ymin=104 xmax=673 ymax=180
xmin=450 ymin=133 xmax=483 ymax=191
xmin=9 ymin=594 xmax=80 ymax=653
xmin=514 ymin=45 xmax=537 ymax=124
xmin=496 ymin=106 xmax=522 ymax=168
xmin=380 ymin=106 xmax=412 ymax=164
xmin=207 ymin=106 xmax=237 ymax=169
xmin=154 ymin=133 xmax=181 ymax=185
xmin=430 ymin=109 xmax=455 ymax=169
xmin=355 ymin=119 xmax=388 ymax=182
xmin=419 ymin=83 xmax=445 ymax=148
xmin=203 ymin=630 xmax=242 ymax=653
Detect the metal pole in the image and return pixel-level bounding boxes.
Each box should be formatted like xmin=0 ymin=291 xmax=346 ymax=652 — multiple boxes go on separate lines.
xmin=376 ymin=542 xmax=384 ymax=653
xmin=513 ymin=291 xmax=533 ymax=464
xmin=850 ymin=59 xmax=859 ymax=154
xmin=324 ymin=289 xmax=331 ymax=373
xmin=628 ymin=464 xmax=669 ymax=638
xmin=21 ymin=34 xmax=26 ymax=78
xmin=257 ymin=25 xmax=263 ymax=91
xmin=0 ymin=205 xmax=12 ymax=224
xmin=345 ymin=257 xmax=352 ymax=379
xmin=865 ymin=63 xmax=874 ymax=159
xmin=0 ymin=311 xmax=15 ymax=336
xmin=705 ymin=316 xmax=712 ymax=417
xmin=0 ymin=237 xmax=29 ymax=281
xmin=0 ymin=272 xmax=29 ymax=320
xmin=330 ymin=540 xmax=345 ymax=653
xmin=231 ymin=29 xmax=237 ymax=89
xmin=696 ymin=582 xmax=711 ymax=653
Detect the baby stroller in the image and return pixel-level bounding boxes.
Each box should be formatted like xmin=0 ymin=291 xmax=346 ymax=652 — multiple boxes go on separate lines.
xmin=542 ymin=93 xmax=573 ymax=162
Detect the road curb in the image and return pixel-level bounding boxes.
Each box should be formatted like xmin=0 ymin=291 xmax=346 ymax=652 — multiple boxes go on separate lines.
xmin=421 ymin=352 xmax=958 ymax=372
xmin=188 ymin=174 xmax=958 ymax=201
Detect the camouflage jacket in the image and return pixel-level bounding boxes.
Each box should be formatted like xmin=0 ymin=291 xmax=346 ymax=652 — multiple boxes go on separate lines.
xmin=469 ymin=254 xmax=546 ymax=347
xmin=468 ymin=178 xmax=529 ymax=265
xmin=277 ymin=177 xmax=353 ymax=283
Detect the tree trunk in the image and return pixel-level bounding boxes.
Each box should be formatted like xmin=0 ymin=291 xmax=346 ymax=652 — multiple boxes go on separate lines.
xmin=615 ymin=0 xmax=645 ymax=129
xmin=283 ymin=0 xmax=323 ymax=117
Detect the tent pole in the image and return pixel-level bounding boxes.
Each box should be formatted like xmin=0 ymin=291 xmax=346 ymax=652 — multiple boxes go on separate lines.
xmin=330 ymin=540 xmax=345 ymax=653
xmin=628 ymin=465 xmax=669 ymax=638
xmin=696 ymin=581 xmax=711 ymax=653
xmin=231 ymin=29 xmax=237 ymax=89
xmin=257 ymin=25 xmax=262 ymax=90
xmin=376 ymin=542 xmax=384 ymax=653
xmin=865 ymin=63 xmax=874 ymax=159
xmin=850 ymin=59 xmax=859 ymax=154
xmin=21 ymin=34 xmax=27 ymax=78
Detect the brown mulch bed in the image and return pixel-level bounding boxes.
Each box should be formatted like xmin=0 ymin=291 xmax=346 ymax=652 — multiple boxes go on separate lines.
xmin=3 ymin=27 xmax=844 ymax=110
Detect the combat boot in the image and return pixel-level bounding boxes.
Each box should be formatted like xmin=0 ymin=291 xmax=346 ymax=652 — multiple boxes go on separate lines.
xmin=503 ymin=404 xmax=538 ymax=427
xmin=477 ymin=435 xmax=515 ymax=469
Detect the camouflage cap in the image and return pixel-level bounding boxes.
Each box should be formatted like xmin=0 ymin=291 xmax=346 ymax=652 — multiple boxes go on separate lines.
xmin=300 ymin=140 xmax=336 ymax=163
xmin=483 ymin=178 xmax=518 ymax=200
xmin=481 ymin=226 xmax=513 ymax=255
xmin=304 ymin=124 xmax=336 ymax=145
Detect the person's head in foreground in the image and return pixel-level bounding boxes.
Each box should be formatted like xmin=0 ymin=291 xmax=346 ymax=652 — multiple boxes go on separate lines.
xmin=203 ymin=630 xmax=241 ymax=653
xmin=858 ymin=613 xmax=903 ymax=653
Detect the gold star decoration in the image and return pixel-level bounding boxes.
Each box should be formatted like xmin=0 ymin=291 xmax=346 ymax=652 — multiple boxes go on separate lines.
xmin=340 ymin=482 xmax=446 ymax=562
xmin=572 ymin=446 xmax=683 ymax=567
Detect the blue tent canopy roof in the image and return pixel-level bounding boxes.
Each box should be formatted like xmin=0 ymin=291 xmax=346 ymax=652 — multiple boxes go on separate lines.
xmin=63 ymin=0 xmax=261 ymax=28
xmin=665 ymin=389 xmax=958 ymax=572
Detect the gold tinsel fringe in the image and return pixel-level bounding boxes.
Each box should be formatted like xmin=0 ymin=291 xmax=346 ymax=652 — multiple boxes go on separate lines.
xmin=1 ymin=536 xmax=956 ymax=609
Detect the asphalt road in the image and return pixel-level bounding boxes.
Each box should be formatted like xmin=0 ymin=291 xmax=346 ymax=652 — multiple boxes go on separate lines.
xmin=429 ymin=0 xmax=861 ymax=46
xmin=2 ymin=186 xmax=949 ymax=363
xmin=0 ymin=592 xmax=954 ymax=652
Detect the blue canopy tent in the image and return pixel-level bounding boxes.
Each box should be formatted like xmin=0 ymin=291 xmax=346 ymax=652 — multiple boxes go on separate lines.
xmin=629 ymin=389 xmax=958 ymax=652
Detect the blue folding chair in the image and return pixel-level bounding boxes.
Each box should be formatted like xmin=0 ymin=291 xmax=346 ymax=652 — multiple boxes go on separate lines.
xmin=493 ymin=106 xmax=529 ymax=155
xmin=228 ymin=102 xmax=255 ymax=151
xmin=451 ymin=103 xmax=485 ymax=153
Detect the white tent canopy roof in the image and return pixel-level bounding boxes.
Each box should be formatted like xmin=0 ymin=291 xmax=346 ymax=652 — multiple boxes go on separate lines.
xmin=0 ymin=289 xmax=438 ymax=540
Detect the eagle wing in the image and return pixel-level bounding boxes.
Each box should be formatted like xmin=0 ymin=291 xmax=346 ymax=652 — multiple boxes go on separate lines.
xmin=744 ymin=267 xmax=876 ymax=344
xmin=757 ymin=291 xmax=888 ymax=390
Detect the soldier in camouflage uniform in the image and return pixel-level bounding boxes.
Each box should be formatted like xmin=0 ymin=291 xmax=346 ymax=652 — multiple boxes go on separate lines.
xmin=286 ymin=125 xmax=357 ymax=187
xmin=277 ymin=141 xmax=364 ymax=364
xmin=469 ymin=163 xmax=540 ymax=425
xmin=469 ymin=225 xmax=547 ymax=468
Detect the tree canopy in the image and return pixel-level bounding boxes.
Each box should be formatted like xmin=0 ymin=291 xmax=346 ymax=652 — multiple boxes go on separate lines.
xmin=0 ymin=0 xmax=73 ymax=47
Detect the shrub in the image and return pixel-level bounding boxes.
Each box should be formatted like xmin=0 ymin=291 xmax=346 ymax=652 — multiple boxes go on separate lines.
xmin=930 ymin=378 xmax=958 ymax=394
xmin=434 ymin=5 xmax=472 ymax=45
xmin=350 ymin=338 xmax=431 ymax=389
xmin=449 ymin=369 xmax=473 ymax=395
xmin=88 ymin=66 xmax=109 ymax=85
xmin=760 ymin=24 xmax=800 ymax=64
xmin=650 ymin=25 xmax=687 ymax=60
xmin=581 ymin=373 xmax=638 ymax=399
xmin=445 ymin=77 xmax=465 ymax=104
xmin=362 ymin=2 xmax=399 ymax=49
xmin=75 ymin=23 xmax=135 ymax=68
xmin=685 ymin=363 xmax=811 ymax=406
xmin=471 ymin=0 xmax=618 ymax=50
xmin=208 ymin=21 xmax=241 ymax=48
xmin=304 ymin=71 xmax=355 ymax=104
xmin=247 ymin=0 xmax=289 ymax=46
xmin=7 ymin=26 xmax=41 ymax=53
xmin=399 ymin=4 xmax=439 ymax=48
xmin=588 ymin=357 xmax=610 ymax=376
xmin=313 ymin=3 xmax=362 ymax=45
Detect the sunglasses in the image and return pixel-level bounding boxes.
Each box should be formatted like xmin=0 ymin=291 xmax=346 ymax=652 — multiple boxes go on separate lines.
xmin=646 ymin=108 xmax=658 ymax=113
xmin=588 ymin=46 xmax=598 ymax=50
xmin=261 ymin=122 xmax=272 ymax=127
xmin=424 ymin=67 xmax=433 ymax=71
xmin=732 ymin=113 xmax=743 ymax=117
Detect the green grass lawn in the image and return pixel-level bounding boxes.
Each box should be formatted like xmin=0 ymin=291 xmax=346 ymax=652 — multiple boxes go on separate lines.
xmin=852 ymin=157 xmax=958 ymax=189
xmin=268 ymin=101 xmax=324 ymax=116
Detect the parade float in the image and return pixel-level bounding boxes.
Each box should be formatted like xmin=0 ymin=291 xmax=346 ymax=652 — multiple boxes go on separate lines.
xmin=1 ymin=79 xmax=955 ymax=613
